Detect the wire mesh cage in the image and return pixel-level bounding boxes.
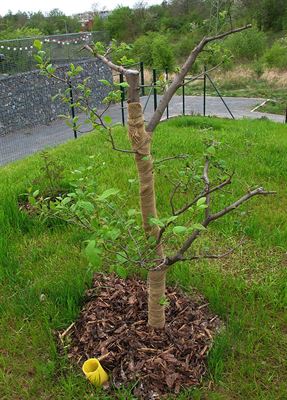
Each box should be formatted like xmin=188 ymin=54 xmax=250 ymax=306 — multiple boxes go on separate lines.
xmin=0 ymin=31 xmax=108 ymax=75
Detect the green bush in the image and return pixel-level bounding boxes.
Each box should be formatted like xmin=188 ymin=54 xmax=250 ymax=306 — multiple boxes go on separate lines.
xmin=252 ymin=60 xmax=265 ymax=77
xmin=133 ymin=33 xmax=175 ymax=71
xmin=132 ymin=33 xmax=155 ymax=67
xmin=151 ymin=34 xmax=175 ymax=71
xmin=224 ymin=28 xmax=267 ymax=62
xmin=264 ymin=40 xmax=287 ymax=70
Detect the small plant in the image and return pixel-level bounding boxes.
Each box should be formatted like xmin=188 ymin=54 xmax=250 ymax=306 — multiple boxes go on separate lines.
xmin=252 ymin=60 xmax=265 ymax=78
xmin=32 ymin=151 xmax=65 ymax=197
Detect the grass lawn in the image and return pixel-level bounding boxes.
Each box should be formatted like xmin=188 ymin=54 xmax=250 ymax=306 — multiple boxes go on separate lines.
xmin=0 ymin=116 xmax=287 ymax=399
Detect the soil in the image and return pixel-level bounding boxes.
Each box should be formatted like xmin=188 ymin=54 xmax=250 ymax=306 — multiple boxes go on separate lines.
xmin=64 ymin=273 xmax=222 ymax=399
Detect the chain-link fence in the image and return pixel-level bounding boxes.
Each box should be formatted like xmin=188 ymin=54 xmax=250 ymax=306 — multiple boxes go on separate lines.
xmin=0 ymin=31 xmax=108 ymax=75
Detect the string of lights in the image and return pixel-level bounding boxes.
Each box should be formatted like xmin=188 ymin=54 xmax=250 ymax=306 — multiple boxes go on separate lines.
xmin=0 ymin=33 xmax=93 ymax=51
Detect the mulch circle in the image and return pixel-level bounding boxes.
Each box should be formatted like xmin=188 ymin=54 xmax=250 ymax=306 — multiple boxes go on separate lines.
xmin=63 ymin=273 xmax=222 ymax=399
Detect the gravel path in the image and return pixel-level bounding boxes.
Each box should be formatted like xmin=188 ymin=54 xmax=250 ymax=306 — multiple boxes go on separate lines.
xmin=0 ymin=95 xmax=284 ymax=166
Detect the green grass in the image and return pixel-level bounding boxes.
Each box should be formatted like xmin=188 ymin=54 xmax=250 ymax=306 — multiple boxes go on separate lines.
xmin=0 ymin=116 xmax=287 ymax=399
xmin=257 ymin=99 xmax=286 ymax=116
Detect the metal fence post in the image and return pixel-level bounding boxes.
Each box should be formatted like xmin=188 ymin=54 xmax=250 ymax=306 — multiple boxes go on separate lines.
xmin=119 ymin=72 xmax=125 ymax=126
xmin=153 ymin=69 xmax=157 ymax=111
xmin=140 ymin=61 xmax=145 ymax=96
xmin=182 ymin=78 xmax=185 ymax=116
xmin=68 ymin=81 xmax=77 ymax=139
xmin=203 ymin=65 xmax=207 ymax=116
xmin=206 ymin=72 xmax=235 ymax=120
xmin=165 ymin=68 xmax=169 ymax=119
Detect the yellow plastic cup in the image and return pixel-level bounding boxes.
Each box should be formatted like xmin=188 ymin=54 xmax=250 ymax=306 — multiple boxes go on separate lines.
xmin=82 ymin=358 xmax=109 ymax=386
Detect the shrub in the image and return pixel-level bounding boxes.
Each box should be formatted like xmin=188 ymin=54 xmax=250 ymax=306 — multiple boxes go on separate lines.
xmin=264 ymin=40 xmax=287 ymax=70
xmin=224 ymin=28 xmax=267 ymax=62
xmin=151 ymin=34 xmax=175 ymax=71
xmin=132 ymin=33 xmax=155 ymax=67
xmin=252 ymin=60 xmax=265 ymax=77
xmin=133 ymin=33 xmax=175 ymax=71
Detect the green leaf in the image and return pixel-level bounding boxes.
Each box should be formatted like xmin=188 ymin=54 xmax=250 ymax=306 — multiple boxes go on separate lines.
xmin=149 ymin=217 xmax=165 ymax=228
xmin=61 ymin=197 xmax=72 ymax=206
xmin=34 ymin=40 xmax=42 ymax=51
xmin=116 ymin=252 xmax=128 ymax=264
xmin=141 ymin=156 xmax=150 ymax=161
xmin=191 ymin=223 xmax=206 ymax=231
xmin=97 ymin=188 xmax=120 ymax=201
xmin=115 ymin=265 xmax=128 ymax=279
xmin=207 ymin=146 xmax=216 ymax=156
xmin=77 ymin=201 xmax=94 ymax=214
xmin=115 ymin=81 xmax=129 ymax=88
xmin=106 ymin=228 xmax=121 ymax=241
xmin=173 ymin=226 xmax=188 ymax=234
xmin=166 ymin=216 xmax=178 ymax=224
xmin=196 ymin=197 xmax=206 ymax=207
xmin=103 ymin=115 xmax=112 ymax=124
xmin=34 ymin=55 xmax=43 ymax=64
xmin=33 ymin=189 xmax=40 ymax=197
xmin=46 ymin=64 xmax=55 ymax=74
xmin=99 ymin=79 xmax=112 ymax=86
xmin=85 ymin=240 xmax=102 ymax=266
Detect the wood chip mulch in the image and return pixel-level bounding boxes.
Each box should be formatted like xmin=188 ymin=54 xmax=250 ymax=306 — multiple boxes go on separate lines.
xmin=64 ymin=273 xmax=222 ymax=399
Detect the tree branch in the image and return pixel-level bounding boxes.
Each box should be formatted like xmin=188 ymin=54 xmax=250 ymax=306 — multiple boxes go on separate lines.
xmin=179 ymin=238 xmax=245 ymax=261
xmin=203 ymin=157 xmax=210 ymax=219
xmin=107 ymin=127 xmax=137 ymax=154
xmin=146 ymin=24 xmax=252 ymax=133
xmin=174 ymin=174 xmax=232 ymax=216
xmin=166 ymin=186 xmax=275 ymax=266
xmin=83 ymin=45 xmax=138 ymax=76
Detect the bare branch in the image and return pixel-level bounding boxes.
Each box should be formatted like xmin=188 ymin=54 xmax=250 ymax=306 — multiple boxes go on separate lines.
xmin=208 ymin=187 xmax=276 ymax=223
xmin=179 ymin=239 xmax=246 ymax=261
xmin=170 ymin=182 xmax=181 ymax=216
xmin=107 ymin=128 xmax=137 ymax=154
xmin=166 ymin=186 xmax=275 ymax=266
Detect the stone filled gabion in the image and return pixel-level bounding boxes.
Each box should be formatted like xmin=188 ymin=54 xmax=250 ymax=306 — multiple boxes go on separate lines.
xmin=0 ymin=59 xmax=112 ymax=135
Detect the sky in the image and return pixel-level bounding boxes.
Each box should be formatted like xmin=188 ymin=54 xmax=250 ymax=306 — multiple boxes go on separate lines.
xmin=0 ymin=0 xmax=163 ymax=16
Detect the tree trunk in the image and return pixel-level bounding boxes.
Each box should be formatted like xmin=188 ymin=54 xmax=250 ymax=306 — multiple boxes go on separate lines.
xmin=126 ymin=73 xmax=166 ymax=328
xmin=148 ymin=270 xmax=166 ymax=328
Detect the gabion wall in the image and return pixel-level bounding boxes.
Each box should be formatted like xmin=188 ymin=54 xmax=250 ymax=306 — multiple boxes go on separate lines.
xmin=0 ymin=59 xmax=112 ymax=135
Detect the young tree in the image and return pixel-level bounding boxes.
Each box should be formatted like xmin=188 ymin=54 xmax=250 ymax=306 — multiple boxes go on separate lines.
xmin=35 ymin=23 xmax=275 ymax=330
xmin=84 ymin=23 xmax=275 ymax=329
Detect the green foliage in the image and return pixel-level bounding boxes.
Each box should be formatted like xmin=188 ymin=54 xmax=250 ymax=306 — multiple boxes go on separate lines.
xmin=31 ymin=151 xmax=65 ymax=197
xmin=132 ymin=33 xmax=155 ymax=66
xmin=263 ymin=39 xmax=287 ymax=69
xmin=224 ymin=28 xmax=267 ymax=62
xmin=151 ymin=34 xmax=175 ymax=71
xmin=199 ymin=42 xmax=233 ymax=70
xmin=104 ymin=7 xmax=134 ymax=42
xmin=252 ymin=60 xmax=265 ymax=78
xmin=133 ymin=32 xmax=175 ymax=71
xmin=0 ymin=9 xmax=81 ymax=37
xmin=0 ymin=27 xmax=42 ymax=40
